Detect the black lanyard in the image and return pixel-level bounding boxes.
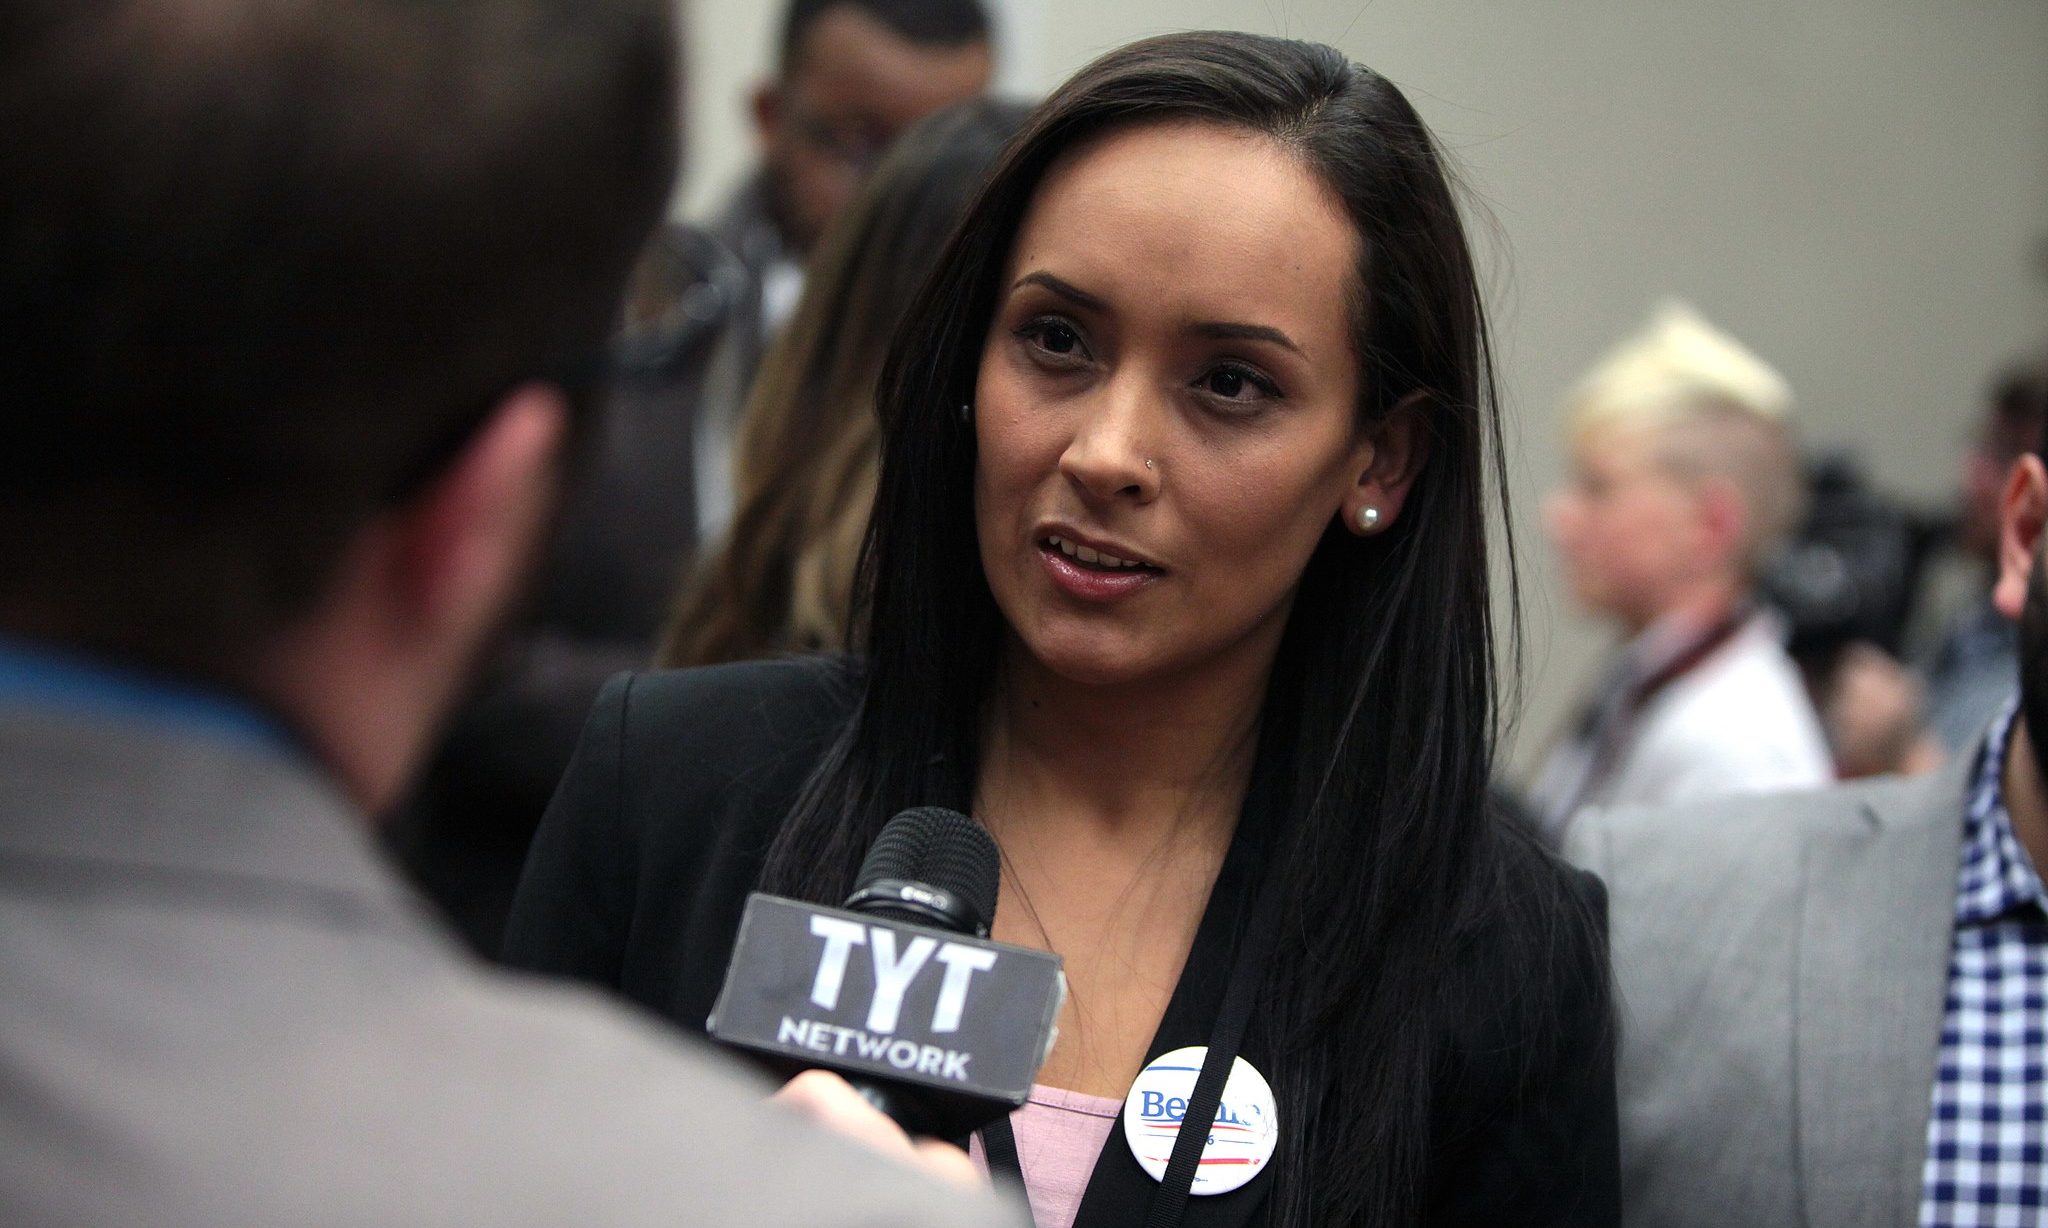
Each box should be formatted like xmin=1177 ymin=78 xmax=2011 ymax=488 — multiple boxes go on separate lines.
xmin=977 ymin=839 xmax=1291 ymax=1228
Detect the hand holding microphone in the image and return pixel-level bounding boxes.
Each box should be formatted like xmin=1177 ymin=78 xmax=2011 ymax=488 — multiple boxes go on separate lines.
xmin=771 ymin=1069 xmax=984 ymax=1188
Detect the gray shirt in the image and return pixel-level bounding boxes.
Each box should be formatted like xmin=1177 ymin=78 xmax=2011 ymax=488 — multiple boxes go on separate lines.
xmin=0 ymin=705 xmax=1024 ymax=1228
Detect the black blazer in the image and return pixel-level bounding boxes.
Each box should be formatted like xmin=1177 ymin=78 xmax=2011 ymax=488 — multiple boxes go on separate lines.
xmin=504 ymin=659 xmax=1620 ymax=1228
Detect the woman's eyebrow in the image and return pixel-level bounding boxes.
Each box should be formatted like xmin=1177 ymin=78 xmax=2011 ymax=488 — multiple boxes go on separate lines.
xmin=1189 ymin=320 xmax=1302 ymax=356
xmin=1011 ymin=270 xmax=1106 ymax=312
xmin=1013 ymin=271 xmax=1303 ymax=357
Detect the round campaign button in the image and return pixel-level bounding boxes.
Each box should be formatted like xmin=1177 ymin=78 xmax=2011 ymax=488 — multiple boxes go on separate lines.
xmin=1121 ymin=1046 xmax=1279 ymax=1195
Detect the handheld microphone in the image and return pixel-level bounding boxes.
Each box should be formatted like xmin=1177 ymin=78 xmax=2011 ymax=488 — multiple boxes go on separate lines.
xmin=708 ymin=807 xmax=1064 ymax=1138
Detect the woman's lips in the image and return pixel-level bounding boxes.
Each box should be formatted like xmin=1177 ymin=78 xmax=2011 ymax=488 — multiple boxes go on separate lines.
xmin=1037 ymin=536 xmax=1162 ymax=602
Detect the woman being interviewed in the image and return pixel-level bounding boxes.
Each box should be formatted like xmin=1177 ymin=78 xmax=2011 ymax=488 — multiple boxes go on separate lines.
xmin=506 ymin=29 xmax=1617 ymax=1228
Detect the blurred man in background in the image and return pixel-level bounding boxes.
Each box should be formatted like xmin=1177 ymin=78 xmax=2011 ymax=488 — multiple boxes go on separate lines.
xmin=0 ymin=3 xmax=1012 ymax=1223
xmin=395 ymin=0 xmax=994 ymax=951
xmin=589 ymin=0 xmax=995 ymax=585
xmin=1532 ymin=301 xmax=1833 ymax=839
xmin=715 ymin=0 xmax=993 ymax=426
xmin=1568 ymin=431 xmax=2048 ymax=1228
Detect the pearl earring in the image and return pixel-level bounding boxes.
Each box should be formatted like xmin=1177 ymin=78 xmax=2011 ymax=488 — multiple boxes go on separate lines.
xmin=1356 ymin=505 xmax=1382 ymax=533
xmin=959 ymin=402 xmax=972 ymax=425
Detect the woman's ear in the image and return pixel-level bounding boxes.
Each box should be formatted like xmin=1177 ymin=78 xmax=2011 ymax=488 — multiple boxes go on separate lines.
xmin=1341 ymin=391 xmax=1432 ymax=536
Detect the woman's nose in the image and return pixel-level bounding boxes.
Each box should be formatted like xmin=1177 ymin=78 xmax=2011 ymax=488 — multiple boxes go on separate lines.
xmin=1059 ymin=375 xmax=1161 ymax=503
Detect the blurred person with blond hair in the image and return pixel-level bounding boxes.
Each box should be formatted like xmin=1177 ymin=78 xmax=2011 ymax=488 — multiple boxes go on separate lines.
xmin=1531 ymin=302 xmax=1832 ymax=839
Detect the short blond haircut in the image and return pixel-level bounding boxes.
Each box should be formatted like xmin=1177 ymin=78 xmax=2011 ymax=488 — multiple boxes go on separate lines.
xmin=1567 ymin=301 xmax=1804 ymax=575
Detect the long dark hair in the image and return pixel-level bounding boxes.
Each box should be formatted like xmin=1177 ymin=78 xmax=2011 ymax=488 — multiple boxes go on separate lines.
xmin=762 ymin=31 xmax=1592 ymax=1225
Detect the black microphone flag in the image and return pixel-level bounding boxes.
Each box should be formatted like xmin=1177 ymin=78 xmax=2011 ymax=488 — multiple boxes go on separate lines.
xmin=708 ymin=894 xmax=1064 ymax=1134
xmin=709 ymin=808 xmax=1064 ymax=1137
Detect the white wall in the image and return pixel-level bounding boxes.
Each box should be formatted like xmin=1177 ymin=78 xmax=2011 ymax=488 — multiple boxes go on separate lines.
xmin=676 ymin=0 xmax=2048 ymax=768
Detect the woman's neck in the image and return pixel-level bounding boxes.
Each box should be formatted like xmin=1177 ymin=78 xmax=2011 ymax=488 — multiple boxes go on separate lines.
xmin=977 ymin=633 xmax=1269 ymax=846
xmin=974 ymin=634 xmax=1277 ymax=1097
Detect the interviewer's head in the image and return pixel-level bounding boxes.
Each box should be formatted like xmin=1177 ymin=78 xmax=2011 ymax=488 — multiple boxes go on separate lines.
xmin=0 ymin=0 xmax=678 ymax=809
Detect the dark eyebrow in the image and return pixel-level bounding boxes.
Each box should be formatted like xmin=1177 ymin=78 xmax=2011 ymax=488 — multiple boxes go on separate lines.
xmin=1013 ymin=271 xmax=1304 ymax=357
xmin=1190 ymin=321 xmax=1303 ymax=357
xmin=1011 ymin=270 xmax=1107 ymax=313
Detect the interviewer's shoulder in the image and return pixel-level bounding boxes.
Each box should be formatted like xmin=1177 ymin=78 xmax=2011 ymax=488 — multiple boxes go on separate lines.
xmin=273 ymin=969 xmax=1024 ymax=1228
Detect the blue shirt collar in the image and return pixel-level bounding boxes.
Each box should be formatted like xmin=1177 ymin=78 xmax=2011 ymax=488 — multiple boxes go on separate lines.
xmin=0 ymin=635 xmax=299 ymax=759
xmin=1958 ymin=701 xmax=2048 ymax=924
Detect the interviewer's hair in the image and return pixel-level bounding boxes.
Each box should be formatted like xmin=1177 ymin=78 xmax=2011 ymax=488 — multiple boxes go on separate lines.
xmin=0 ymin=0 xmax=678 ymax=684
xmin=758 ymin=30 xmax=1602 ymax=1226
xmin=661 ymin=98 xmax=1029 ymax=667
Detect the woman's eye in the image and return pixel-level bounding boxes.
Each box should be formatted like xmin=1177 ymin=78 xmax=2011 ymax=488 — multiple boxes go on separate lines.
xmin=1019 ymin=318 xmax=1084 ymax=359
xmin=1199 ymin=363 xmax=1280 ymax=405
xmin=1039 ymin=322 xmax=1079 ymax=354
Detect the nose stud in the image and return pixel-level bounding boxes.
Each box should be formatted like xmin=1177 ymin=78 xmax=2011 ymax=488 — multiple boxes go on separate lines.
xmin=1144 ymin=458 xmax=1155 ymax=470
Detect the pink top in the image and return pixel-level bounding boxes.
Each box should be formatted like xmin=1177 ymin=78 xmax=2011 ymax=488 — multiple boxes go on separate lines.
xmin=971 ymin=1084 xmax=1124 ymax=1228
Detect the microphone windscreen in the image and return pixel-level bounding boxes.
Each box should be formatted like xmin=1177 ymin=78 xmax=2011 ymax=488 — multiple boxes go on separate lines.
xmin=851 ymin=807 xmax=1000 ymax=934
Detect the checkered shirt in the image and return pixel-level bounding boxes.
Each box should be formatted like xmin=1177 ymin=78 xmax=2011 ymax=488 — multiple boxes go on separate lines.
xmin=1920 ymin=703 xmax=2048 ymax=1227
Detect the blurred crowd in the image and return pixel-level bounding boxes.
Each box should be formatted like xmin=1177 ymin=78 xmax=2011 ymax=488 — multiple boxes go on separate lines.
xmin=7 ymin=0 xmax=2044 ymax=1225
xmin=387 ymin=0 xmax=2048 ymax=954
xmin=376 ymin=4 xmax=2048 ymax=1223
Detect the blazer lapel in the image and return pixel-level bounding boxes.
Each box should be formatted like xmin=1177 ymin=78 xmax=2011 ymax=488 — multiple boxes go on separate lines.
xmin=1070 ymin=788 xmax=1281 ymax=1228
xmin=1794 ymin=764 xmax=1966 ymax=1228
